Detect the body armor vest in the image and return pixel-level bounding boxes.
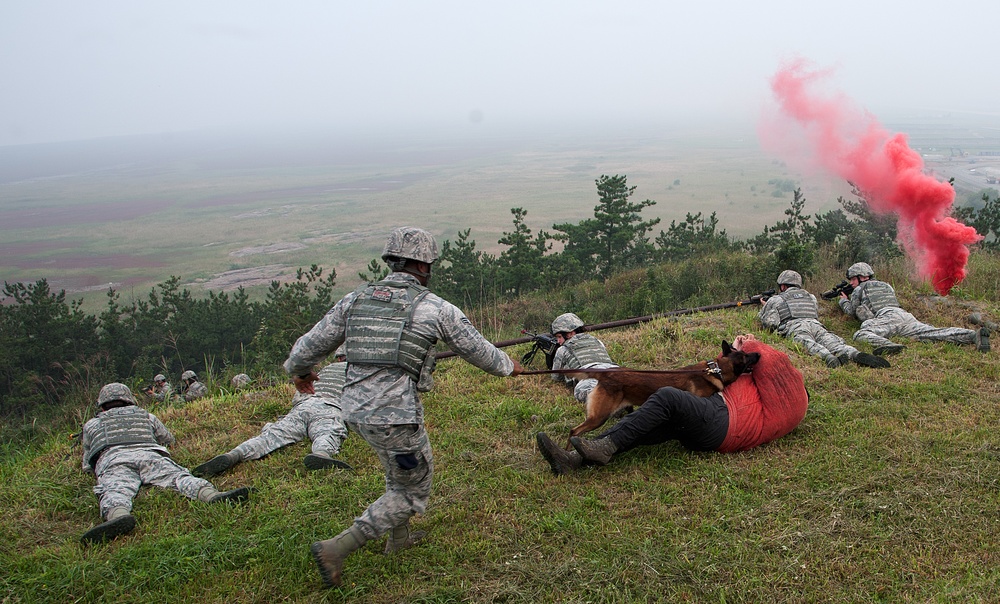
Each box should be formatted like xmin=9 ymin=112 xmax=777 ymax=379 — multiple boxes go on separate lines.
xmin=561 ymin=333 xmax=612 ymax=368
xmin=313 ymin=362 xmax=347 ymax=403
xmin=345 ymin=280 xmax=436 ymax=378
xmin=86 ymin=406 xmax=158 ymax=468
xmin=858 ymin=280 xmax=899 ymax=313
xmin=775 ymin=288 xmax=819 ymax=322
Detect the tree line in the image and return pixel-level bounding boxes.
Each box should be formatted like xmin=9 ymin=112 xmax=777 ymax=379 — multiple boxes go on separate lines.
xmin=3 ymin=174 xmax=998 ymax=424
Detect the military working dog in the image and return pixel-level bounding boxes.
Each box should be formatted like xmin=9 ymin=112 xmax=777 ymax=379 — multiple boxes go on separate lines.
xmin=563 ymin=340 xmax=760 ymax=446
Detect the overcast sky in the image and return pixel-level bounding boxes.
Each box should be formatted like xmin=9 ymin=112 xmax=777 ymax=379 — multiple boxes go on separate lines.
xmin=2 ymin=0 xmax=999 ymax=147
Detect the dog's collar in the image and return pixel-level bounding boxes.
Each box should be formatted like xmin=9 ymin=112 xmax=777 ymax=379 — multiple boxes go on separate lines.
xmin=705 ymin=360 xmax=722 ymax=377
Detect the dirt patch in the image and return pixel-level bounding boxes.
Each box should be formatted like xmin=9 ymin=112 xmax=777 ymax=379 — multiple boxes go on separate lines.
xmin=229 ymin=242 xmax=307 ymax=258
xmin=198 ymin=265 xmax=293 ymax=290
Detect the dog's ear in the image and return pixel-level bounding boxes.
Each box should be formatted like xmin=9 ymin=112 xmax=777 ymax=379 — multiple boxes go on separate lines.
xmin=721 ymin=340 xmax=733 ymax=355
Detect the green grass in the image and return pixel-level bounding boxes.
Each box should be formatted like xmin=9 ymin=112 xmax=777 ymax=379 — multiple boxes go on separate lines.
xmin=4 ymin=264 xmax=1000 ymax=602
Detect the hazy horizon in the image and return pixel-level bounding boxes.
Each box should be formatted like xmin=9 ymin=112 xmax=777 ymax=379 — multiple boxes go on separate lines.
xmin=3 ymin=1 xmax=1000 ymax=148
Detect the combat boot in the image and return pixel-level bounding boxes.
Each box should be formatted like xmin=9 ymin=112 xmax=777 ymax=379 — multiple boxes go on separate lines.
xmin=536 ymin=432 xmax=583 ymax=475
xmin=570 ymin=436 xmax=618 ymax=465
xmin=197 ymin=485 xmax=253 ymax=503
xmin=823 ymin=355 xmax=842 ymax=368
xmin=873 ymin=343 xmax=906 ymax=356
xmin=383 ymin=521 xmax=426 ymax=554
xmin=853 ymin=352 xmax=891 ymax=368
xmin=311 ymin=524 xmax=367 ymax=588
xmin=976 ymin=327 xmax=990 ymax=353
xmin=80 ymin=506 xmax=136 ymax=545
xmin=303 ymin=453 xmax=354 ymax=471
xmin=193 ymin=451 xmax=241 ymax=477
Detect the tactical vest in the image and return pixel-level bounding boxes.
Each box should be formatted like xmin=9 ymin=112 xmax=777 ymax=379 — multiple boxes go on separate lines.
xmin=313 ymin=362 xmax=347 ymax=403
xmin=86 ymin=406 xmax=158 ymax=468
xmin=775 ymin=288 xmax=819 ymax=322
xmin=344 ymin=280 xmax=436 ymax=378
xmin=561 ymin=333 xmax=612 ymax=368
xmin=858 ymin=280 xmax=899 ymax=313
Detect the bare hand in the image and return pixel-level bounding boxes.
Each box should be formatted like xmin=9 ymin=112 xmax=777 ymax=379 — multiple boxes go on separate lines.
xmin=292 ymin=371 xmax=318 ymax=394
xmin=510 ymin=359 xmax=524 ymax=376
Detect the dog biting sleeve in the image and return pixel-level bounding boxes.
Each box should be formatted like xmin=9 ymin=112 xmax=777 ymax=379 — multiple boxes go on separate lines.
xmin=716 ymin=340 xmax=808 ymax=452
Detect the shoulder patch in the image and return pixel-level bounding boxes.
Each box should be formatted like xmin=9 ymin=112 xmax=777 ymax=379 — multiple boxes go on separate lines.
xmin=371 ymin=288 xmax=394 ymax=303
xmin=460 ymin=317 xmax=472 ymax=325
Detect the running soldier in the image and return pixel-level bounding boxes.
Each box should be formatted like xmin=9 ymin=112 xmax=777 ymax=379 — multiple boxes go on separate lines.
xmin=549 ymin=312 xmax=619 ymax=401
xmin=79 ymin=383 xmax=252 ymax=545
xmin=180 ymin=370 xmax=208 ymax=401
xmin=194 ymin=349 xmax=352 ymax=477
xmin=285 ymin=226 xmax=522 ymax=588
xmin=758 ymin=270 xmax=888 ymax=368
xmin=838 ymin=262 xmax=990 ymax=355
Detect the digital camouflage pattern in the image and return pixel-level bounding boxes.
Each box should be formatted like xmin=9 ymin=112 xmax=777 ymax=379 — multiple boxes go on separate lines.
xmin=284 ymin=267 xmax=514 ymax=545
xmin=183 ymin=380 xmax=208 ymax=401
xmin=840 ymin=279 xmax=977 ymax=348
xmin=97 ymin=382 xmax=138 ymax=407
xmin=759 ymin=286 xmax=861 ymax=366
xmin=232 ymin=362 xmax=348 ymax=461
xmin=381 ymin=226 xmax=439 ymax=264
xmin=231 ymin=373 xmax=251 ymax=389
xmin=551 ymin=333 xmax=617 ymax=403
xmin=150 ymin=381 xmax=172 ymax=401
xmin=846 ymin=262 xmax=875 ymax=278
xmin=81 ymin=402 xmax=211 ymax=519
xmin=776 ymin=270 xmax=803 ymax=287
xmin=284 ymin=272 xmax=515 ymax=425
xmin=551 ymin=312 xmax=585 ymax=334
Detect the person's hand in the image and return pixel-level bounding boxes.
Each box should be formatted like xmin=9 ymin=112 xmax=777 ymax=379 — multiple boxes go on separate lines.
xmin=732 ymin=333 xmax=756 ymax=350
xmin=292 ymin=371 xmax=318 ymax=394
xmin=510 ymin=359 xmax=524 ymax=376
xmin=839 ymin=291 xmax=849 ymax=300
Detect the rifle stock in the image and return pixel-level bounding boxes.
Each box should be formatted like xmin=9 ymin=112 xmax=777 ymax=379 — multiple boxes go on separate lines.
xmin=434 ymin=291 xmax=773 ymax=360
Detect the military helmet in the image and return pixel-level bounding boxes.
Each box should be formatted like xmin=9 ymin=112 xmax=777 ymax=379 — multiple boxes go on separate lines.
xmin=846 ymin=262 xmax=875 ymax=279
xmin=231 ymin=373 xmax=251 ymax=388
xmin=181 ymin=370 xmax=197 ymax=381
xmin=97 ymin=383 xmax=138 ymax=408
xmin=776 ymin=270 xmax=803 ymax=287
xmin=551 ymin=312 xmax=585 ymax=334
xmin=381 ymin=226 xmax=439 ymax=264
xmin=334 ymin=345 xmax=346 ymax=359
xmin=153 ymin=374 xmax=166 ymax=382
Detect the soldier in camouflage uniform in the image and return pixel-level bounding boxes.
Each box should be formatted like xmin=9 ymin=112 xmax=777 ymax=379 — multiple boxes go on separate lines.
xmin=838 ymin=262 xmax=990 ymax=355
xmin=285 ymin=226 xmax=523 ymax=588
xmin=549 ymin=312 xmax=619 ymax=401
xmin=231 ymin=373 xmax=252 ymax=389
xmin=79 ymin=383 xmax=252 ymax=545
xmin=180 ymin=370 xmax=208 ymax=401
xmin=758 ymin=270 xmax=889 ymax=368
xmin=146 ymin=373 xmax=172 ymax=401
xmin=193 ymin=349 xmax=352 ymax=477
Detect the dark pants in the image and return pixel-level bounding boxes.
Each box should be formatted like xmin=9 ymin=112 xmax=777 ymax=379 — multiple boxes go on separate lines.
xmin=599 ymin=387 xmax=729 ymax=453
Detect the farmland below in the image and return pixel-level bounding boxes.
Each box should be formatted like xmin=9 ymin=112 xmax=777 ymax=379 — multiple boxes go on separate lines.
xmin=2 ymin=114 xmax=999 ymax=311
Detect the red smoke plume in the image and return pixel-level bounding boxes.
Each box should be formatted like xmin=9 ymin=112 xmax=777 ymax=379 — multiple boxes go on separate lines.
xmin=759 ymin=58 xmax=982 ymax=295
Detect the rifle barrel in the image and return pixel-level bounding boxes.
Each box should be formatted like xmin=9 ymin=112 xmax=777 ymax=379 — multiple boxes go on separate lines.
xmin=434 ymin=295 xmax=765 ymax=360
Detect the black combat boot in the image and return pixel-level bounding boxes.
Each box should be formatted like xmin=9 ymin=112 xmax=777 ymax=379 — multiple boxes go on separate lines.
xmin=80 ymin=506 xmax=136 ymax=545
xmin=193 ymin=451 xmax=241 ymax=477
xmin=303 ymin=453 xmax=354 ymax=471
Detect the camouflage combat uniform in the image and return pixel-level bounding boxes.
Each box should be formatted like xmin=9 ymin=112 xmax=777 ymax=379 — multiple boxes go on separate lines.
xmin=551 ymin=333 xmax=617 ymax=402
xmin=759 ymin=286 xmax=861 ymax=366
xmin=839 ymin=279 xmax=977 ymax=348
xmin=284 ymin=271 xmax=515 ymax=544
xmin=81 ymin=405 xmax=213 ymax=520
xmin=232 ymin=362 xmax=348 ymax=462
xmin=150 ymin=381 xmax=172 ymax=401
xmin=183 ymin=380 xmax=208 ymax=401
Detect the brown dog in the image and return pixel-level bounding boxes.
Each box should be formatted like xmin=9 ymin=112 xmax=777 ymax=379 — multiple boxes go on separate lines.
xmin=564 ymin=340 xmax=760 ymax=445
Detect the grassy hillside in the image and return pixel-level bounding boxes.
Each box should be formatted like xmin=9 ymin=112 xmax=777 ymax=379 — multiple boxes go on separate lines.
xmin=3 ymin=259 xmax=999 ymax=603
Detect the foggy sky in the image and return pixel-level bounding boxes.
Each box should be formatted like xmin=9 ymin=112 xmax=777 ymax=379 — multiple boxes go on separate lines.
xmin=2 ymin=0 xmax=999 ymax=147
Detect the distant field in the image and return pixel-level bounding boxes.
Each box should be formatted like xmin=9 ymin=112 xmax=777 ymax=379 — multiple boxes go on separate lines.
xmin=2 ymin=117 xmax=999 ymax=311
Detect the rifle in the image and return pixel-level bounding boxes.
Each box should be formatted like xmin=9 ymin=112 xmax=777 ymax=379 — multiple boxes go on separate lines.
xmin=434 ymin=290 xmax=775 ymax=361
xmin=820 ymin=281 xmax=854 ymax=300
xmin=519 ymin=330 xmax=560 ymax=367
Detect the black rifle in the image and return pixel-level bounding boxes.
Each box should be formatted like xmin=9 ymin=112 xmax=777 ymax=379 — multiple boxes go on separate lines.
xmin=434 ymin=290 xmax=775 ymax=361
xmin=519 ymin=330 xmax=560 ymax=367
xmin=821 ymin=281 xmax=854 ymax=300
